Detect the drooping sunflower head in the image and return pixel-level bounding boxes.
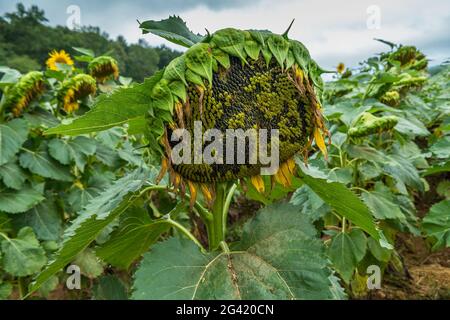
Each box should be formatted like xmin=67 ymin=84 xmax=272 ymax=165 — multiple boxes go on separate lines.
xmin=141 ymin=18 xmax=329 ymax=202
xmin=386 ymin=45 xmax=427 ymax=71
xmin=58 ymin=74 xmax=97 ymax=113
xmin=88 ymin=56 xmax=120 ymax=82
xmin=3 ymin=71 xmax=46 ymax=117
xmin=46 ymin=50 xmax=75 ymax=71
xmin=348 ymin=112 xmax=398 ymax=138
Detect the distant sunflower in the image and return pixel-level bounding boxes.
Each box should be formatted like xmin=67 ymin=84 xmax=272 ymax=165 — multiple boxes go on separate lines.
xmin=337 ymin=63 xmax=345 ymax=74
xmin=3 ymin=71 xmax=46 ymax=117
xmin=46 ymin=50 xmax=75 ymax=71
xmin=58 ymin=74 xmax=97 ymax=113
xmin=88 ymin=56 xmax=119 ymax=82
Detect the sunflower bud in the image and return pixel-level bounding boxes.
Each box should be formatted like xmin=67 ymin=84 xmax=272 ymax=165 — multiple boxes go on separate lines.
xmin=348 ymin=112 xmax=398 ymax=138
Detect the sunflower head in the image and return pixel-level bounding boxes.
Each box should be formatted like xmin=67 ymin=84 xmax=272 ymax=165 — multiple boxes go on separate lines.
xmin=3 ymin=71 xmax=46 ymax=117
xmin=386 ymin=46 xmax=427 ymax=71
xmin=348 ymin=112 xmax=398 ymax=138
xmin=139 ymin=18 xmax=329 ymax=202
xmin=58 ymin=74 xmax=97 ymax=113
xmin=337 ymin=63 xmax=345 ymax=74
xmin=46 ymin=50 xmax=75 ymax=71
xmin=380 ymin=90 xmax=400 ymax=107
xmin=88 ymin=56 xmax=120 ymax=82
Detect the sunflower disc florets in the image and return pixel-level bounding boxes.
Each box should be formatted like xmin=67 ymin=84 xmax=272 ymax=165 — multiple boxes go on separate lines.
xmin=58 ymin=74 xmax=97 ymax=113
xmin=88 ymin=56 xmax=120 ymax=82
xmin=3 ymin=71 xmax=46 ymax=117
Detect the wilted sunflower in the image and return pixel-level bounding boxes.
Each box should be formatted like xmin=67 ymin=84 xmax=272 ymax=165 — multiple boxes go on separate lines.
xmin=58 ymin=74 xmax=97 ymax=113
xmin=139 ymin=18 xmax=330 ymax=203
xmin=348 ymin=112 xmax=398 ymax=138
xmin=88 ymin=56 xmax=119 ymax=82
xmin=46 ymin=50 xmax=75 ymax=71
xmin=3 ymin=71 xmax=45 ymax=117
xmin=385 ymin=46 xmax=427 ymax=71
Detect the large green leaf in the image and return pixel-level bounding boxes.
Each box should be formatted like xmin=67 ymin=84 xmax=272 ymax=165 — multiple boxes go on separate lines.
xmin=13 ymin=198 xmax=62 ymax=241
xmin=0 ymin=119 xmax=29 ymax=166
xmin=29 ymin=168 xmax=157 ymax=294
xmin=422 ymin=200 xmax=450 ymax=250
xmin=139 ymin=16 xmax=203 ymax=48
xmin=297 ymin=164 xmax=386 ymax=246
xmin=0 ymin=160 xmax=27 ymax=190
xmin=96 ymin=206 xmax=172 ymax=269
xmin=1 ymin=227 xmax=47 ymax=277
xmin=327 ymin=229 xmax=367 ymax=283
xmin=361 ymin=183 xmax=406 ymax=221
xmin=132 ymin=203 xmax=344 ymax=300
xmin=0 ymin=185 xmax=44 ymax=214
xmin=48 ymin=137 xmax=96 ymax=171
xmin=45 ymin=74 xmax=163 ymax=136
xmin=19 ymin=144 xmax=73 ymax=182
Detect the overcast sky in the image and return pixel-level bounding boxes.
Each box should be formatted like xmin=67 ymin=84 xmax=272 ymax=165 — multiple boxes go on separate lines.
xmin=1 ymin=0 xmax=449 ymax=70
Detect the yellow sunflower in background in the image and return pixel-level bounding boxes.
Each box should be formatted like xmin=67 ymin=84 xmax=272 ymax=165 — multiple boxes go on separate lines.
xmin=46 ymin=50 xmax=75 ymax=71
xmin=337 ymin=62 xmax=345 ymax=74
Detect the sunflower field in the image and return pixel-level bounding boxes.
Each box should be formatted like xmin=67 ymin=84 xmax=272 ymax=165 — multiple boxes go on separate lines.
xmin=0 ymin=16 xmax=448 ymax=301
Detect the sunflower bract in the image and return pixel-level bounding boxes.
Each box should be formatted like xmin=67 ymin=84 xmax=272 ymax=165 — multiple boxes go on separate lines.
xmin=3 ymin=71 xmax=45 ymax=117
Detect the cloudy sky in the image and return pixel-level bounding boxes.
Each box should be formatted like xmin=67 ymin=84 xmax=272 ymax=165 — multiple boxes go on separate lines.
xmin=1 ymin=0 xmax=449 ymax=70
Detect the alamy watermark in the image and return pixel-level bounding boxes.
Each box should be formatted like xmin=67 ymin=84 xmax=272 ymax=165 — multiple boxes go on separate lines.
xmin=170 ymin=121 xmax=280 ymax=175
xmin=66 ymin=5 xmax=81 ymax=30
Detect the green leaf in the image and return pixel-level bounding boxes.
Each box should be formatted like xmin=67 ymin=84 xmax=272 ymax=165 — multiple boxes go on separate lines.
xmin=48 ymin=137 xmax=96 ymax=171
xmin=45 ymin=72 xmax=163 ymax=136
xmin=297 ymin=163 xmax=385 ymax=245
xmin=0 ymin=66 xmax=21 ymax=88
xmin=29 ymin=168 xmax=157 ymax=294
xmin=72 ymin=47 xmax=95 ymax=57
xmin=0 ymin=282 xmax=12 ymax=299
xmin=211 ymin=28 xmax=247 ymax=62
xmin=185 ymin=43 xmax=213 ymax=86
xmin=73 ymin=249 xmax=105 ymax=278
xmin=290 ymin=185 xmax=330 ymax=221
xmin=0 ymin=119 xmax=29 ymax=166
xmin=132 ymin=203 xmax=344 ymax=300
xmin=422 ymin=200 xmax=450 ymax=250
xmin=96 ymin=206 xmax=172 ymax=269
xmin=430 ymin=136 xmax=450 ymax=159
xmin=168 ymin=80 xmax=187 ymax=103
xmin=367 ymin=237 xmax=392 ymax=262
xmin=19 ymin=145 xmax=73 ymax=182
xmin=0 ymin=160 xmax=27 ymax=190
xmin=139 ymin=16 xmax=203 ymax=48
xmin=361 ymin=183 xmax=407 ymax=221
xmin=267 ymin=35 xmax=290 ymax=68
xmin=95 ymin=142 xmax=121 ymax=167
xmin=13 ymin=198 xmax=62 ymax=241
xmin=1 ymin=227 xmax=47 ymax=277
xmin=328 ymin=232 xmax=363 ymax=283
xmin=0 ymin=185 xmax=44 ymax=214
xmin=93 ymin=275 xmax=128 ymax=300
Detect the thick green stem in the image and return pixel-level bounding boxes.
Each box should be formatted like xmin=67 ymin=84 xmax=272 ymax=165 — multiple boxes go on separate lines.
xmin=207 ymin=183 xmax=227 ymax=251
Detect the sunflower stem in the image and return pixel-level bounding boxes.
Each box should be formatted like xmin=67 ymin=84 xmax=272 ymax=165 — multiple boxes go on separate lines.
xmin=207 ymin=182 xmax=227 ymax=251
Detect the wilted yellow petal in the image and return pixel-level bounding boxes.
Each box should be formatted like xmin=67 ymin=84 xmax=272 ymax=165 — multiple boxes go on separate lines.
xmin=314 ymin=127 xmax=328 ymax=159
xmin=156 ymin=157 xmax=169 ymax=184
xmin=200 ymin=183 xmax=213 ymax=203
xmin=251 ymin=175 xmax=265 ymax=193
xmin=188 ymin=181 xmax=198 ymax=208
